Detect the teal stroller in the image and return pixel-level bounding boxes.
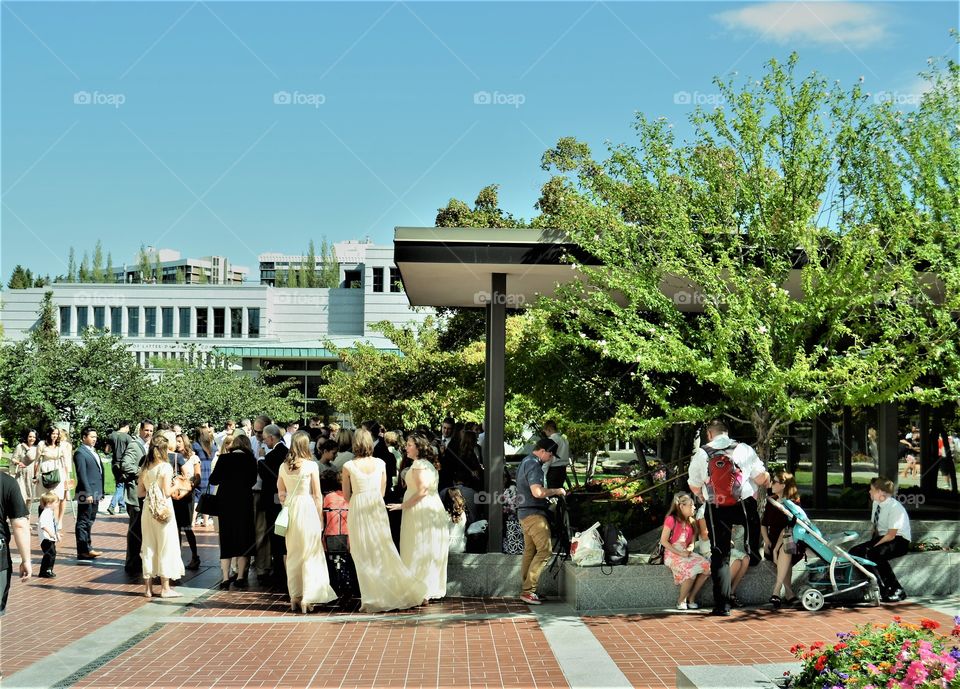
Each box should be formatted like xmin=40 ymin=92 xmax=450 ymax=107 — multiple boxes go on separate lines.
xmin=768 ymin=498 xmax=881 ymax=611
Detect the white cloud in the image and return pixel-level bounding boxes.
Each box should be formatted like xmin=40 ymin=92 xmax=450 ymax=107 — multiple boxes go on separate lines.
xmin=715 ymin=2 xmax=889 ymax=48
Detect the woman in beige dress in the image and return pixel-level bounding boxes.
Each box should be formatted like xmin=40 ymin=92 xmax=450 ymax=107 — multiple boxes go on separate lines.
xmin=137 ymin=434 xmax=185 ymax=598
xmin=35 ymin=426 xmax=70 ymax=527
xmin=11 ymin=429 xmax=39 ymax=510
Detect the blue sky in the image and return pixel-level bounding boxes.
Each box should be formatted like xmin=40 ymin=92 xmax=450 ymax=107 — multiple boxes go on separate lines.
xmin=2 ymin=1 xmax=955 ymax=281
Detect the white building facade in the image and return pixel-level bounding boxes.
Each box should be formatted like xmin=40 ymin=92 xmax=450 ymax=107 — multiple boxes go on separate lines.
xmin=2 ymin=243 xmax=432 ymax=419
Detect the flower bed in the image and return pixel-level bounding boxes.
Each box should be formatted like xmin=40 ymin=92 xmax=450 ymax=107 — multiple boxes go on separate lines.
xmin=566 ymin=477 xmax=654 ymax=539
xmin=785 ymin=616 xmax=960 ymax=688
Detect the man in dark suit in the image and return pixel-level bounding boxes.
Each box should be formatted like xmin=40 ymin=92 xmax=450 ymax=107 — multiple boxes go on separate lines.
xmin=118 ymin=420 xmax=153 ymax=575
xmin=74 ymin=426 xmax=105 ymax=559
xmin=258 ymin=424 xmax=288 ymax=589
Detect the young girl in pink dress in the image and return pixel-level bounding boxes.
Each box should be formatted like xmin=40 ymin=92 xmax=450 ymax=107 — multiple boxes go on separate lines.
xmin=660 ymin=492 xmax=711 ymax=610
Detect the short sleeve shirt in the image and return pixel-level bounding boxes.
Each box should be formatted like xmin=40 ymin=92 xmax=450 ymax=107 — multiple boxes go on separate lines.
xmin=874 ymin=498 xmax=911 ymax=541
xmin=0 ymin=473 xmax=28 ymax=571
xmin=516 ymin=455 xmax=550 ymax=519
xmin=688 ymin=435 xmax=766 ymax=501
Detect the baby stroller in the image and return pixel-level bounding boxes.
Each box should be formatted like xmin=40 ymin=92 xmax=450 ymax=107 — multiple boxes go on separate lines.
xmin=768 ymin=498 xmax=881 ymax=611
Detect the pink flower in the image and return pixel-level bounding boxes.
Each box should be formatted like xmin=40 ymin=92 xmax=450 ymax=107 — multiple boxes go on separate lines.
xmin=903 ymin=660 xmax=929 ymax=687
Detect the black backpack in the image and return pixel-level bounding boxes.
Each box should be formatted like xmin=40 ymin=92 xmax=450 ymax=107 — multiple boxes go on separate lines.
xmin=601 ymin=524 xmax=629 ymax=566
xmin=547 ymin=496 xmax=573 ymax=576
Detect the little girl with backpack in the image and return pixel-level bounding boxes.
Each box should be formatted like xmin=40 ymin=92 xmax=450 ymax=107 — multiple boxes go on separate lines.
xmin=660 ymin=492 xmax=711 ymax=610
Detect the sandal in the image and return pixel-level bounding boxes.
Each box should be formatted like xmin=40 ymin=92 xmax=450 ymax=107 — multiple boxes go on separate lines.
xmin=769 ymin=595 xmax=782 ymax=609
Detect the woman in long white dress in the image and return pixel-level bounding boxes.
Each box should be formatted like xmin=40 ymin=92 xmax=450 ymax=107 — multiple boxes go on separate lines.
xmin=137 ymin=434 xmax=185 ymax=599
xmin=388 ymin=434 xmax=449 ymax=600
xmin=343 ymin=428 xmax=427 ymax=612
xmin=278 ymin=431 xmax=337 ymax=613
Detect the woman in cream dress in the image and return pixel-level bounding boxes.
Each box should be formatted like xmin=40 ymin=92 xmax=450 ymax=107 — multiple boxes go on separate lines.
xmin=278 ymin=432 xmax=336 ymax=612
xmin=388 ymin=434 xmax=449 ymax=600
xmin=342 ymin=429 xmax=426 ymax=612
xmin=137 ymin=434 xmax=185 ymax=598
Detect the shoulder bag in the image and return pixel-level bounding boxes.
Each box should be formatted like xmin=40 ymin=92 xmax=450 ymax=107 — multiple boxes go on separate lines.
xmin=274 ymin=466 xmax=306 ymax=537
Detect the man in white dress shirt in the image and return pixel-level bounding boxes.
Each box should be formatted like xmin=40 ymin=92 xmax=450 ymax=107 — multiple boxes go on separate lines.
xmin=850 ymin=476 xmax=911 ymax=602
xmin=688 ymin=420 xmax=769 ymax=616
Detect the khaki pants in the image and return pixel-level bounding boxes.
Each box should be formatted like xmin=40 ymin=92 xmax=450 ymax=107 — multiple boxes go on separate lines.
xmin=520 ymin=513 xmax=552 ymax=596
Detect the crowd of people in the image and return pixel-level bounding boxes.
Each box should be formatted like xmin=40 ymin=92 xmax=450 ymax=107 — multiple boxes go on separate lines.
xmin=1 ymin=413 xmax=572 ymax=614
xmin=0 ymin=414 xmax=927 ymax=618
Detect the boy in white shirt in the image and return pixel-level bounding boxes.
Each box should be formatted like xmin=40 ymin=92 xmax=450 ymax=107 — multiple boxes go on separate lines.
xmin=38 ymin=492 xmax=60 ymax=578
xmin=850 ymin=476 xmax=911 ymax=602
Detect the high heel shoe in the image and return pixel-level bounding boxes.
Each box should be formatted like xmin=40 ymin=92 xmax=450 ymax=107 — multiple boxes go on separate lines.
xmin=290 ymin=598 xmax=301 ymax=613
xmin=300 ymin=602 xmax=315 ymax=614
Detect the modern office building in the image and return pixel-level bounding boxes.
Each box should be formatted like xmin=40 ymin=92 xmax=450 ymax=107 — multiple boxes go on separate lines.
xmin=2 ymin=242 xmax=431 ymax=418
xmin=113 ymin=247 xmax=249 ymax=285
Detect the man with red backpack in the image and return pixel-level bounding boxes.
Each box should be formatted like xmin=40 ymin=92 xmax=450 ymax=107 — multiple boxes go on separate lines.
xmin=688 ymin=421 xmax=769 ymax=616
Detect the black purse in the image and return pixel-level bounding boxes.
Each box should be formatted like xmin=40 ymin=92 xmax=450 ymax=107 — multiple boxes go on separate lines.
xmin=197 ymin=486 xmax=218 ymax=516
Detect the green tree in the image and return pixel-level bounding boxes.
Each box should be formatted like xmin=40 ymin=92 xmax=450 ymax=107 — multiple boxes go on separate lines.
xmin=149 ymin=353 xmax=303 ymax=429
xmin=106 ymin=252 xmax=114 ymax=283
xmin=66 ymin=247 xmax=77 ymax=283
xmin=33 ymin=274 xmax=51 ymax=288
xmin=153 ymin=254 xmax=162 ymax=283
xmin=197 ymin=268 xmax=209 ymax=284
xmin=7 ymin=265 xmax=33 ymax=289
xmin=533 ymin=53 xmax=949 ymax=457
xmin=175 ymin=267 xmax=186 ymax=284
xmin=78 ymin=251 xmax=91 ymax=283
xmin=304 ymin=240 xmax=318 ymax=288
xmin=137 ymin=245 xmax=151 ymax=283
xmin=92 ymin=240 xmax=105 ymax=283
xmin=319 ymin=238 xmax=340 ymax=288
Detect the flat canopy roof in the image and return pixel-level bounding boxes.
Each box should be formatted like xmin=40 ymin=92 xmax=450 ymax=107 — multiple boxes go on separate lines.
xmin=394 ymin=227 xmax=600 ymax=308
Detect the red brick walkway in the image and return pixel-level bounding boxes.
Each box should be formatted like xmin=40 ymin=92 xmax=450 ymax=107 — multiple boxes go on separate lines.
xmin=2 ymin=512 xmax=957 ymax=689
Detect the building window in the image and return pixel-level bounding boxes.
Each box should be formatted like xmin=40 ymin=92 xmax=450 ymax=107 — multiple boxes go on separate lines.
xmin=196 ymin=308 xmax=208 ymax=338
xmin=93 ymin=306 xmax=105 ymax=330
xmin=390 ymin=267 xmax=403 ymax=293
xmin=231 ymin=308 xmax=243 ymax=338
xmin=127 ymin=307 xmax=139 ymax=337
xmin=179 ymin=307 xmax=190 ymax=337
xmin=373 ymin=267 xmax=384 ymax=292
xmin=213 ymin=308 xmax=225 ymax=338
xmin=144 ymin=307 xmax=157 ymax=337
xmin=248 ymin=308 xmax=260 ymax=339
xmin=344 ymin=269 xmax=361 ymax=289
xmin=59 ymin=306 xmax=71 ymax=336
xmin=162 ymin=307 xmax=173 ymax=337
xmin=76 ymin=306 xmax=89 ymax=333
xmin=110 ymin=306 xmax=122 ymax=334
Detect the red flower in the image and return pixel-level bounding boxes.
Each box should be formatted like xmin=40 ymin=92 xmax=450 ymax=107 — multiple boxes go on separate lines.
xmin=833 ymin=642 xmax=848 ymax=651
xmin=952 ymin=626 xmax=960 ymax=637
xmin=920 ymin=618 xmax=940 ymax=630
xmin=790 ymin=644 xmax=806 ymax=654
xmin=811 ymin=641 xmax=825 ymax=650
xmin=814 ymin=655 xmax=827 ymax=672
xmin=893 ymin=616 xmax=903 ymax=622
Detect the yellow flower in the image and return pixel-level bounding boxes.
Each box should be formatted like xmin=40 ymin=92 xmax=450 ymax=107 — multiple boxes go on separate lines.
xmin=851 ymin=665 xmax=861 ymax=671
xmin=853 ymin=650 xmax=863 ymax=658
xmin=859 ymin=639 xmax=871 ymax=646
xmin=883 ymin=633 xmax=896 ymax=642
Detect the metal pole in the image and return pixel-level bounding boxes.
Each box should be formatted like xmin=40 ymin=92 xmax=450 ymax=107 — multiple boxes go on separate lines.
xmin=485 ymin=273 xmax=506 ymax=552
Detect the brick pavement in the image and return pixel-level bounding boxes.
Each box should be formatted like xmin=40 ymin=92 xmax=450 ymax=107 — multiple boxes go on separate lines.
xmin=2 ymin=512 xmax=957 ymax=689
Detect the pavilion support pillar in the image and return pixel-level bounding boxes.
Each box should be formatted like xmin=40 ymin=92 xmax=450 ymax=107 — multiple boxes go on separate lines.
xmin=485 ymin=273 xmax=506 ymax=553
xmin=919 ymin=404 xmax=937 ymax=497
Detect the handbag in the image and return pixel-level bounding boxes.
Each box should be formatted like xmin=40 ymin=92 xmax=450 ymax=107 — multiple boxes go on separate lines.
xmin=146 ymin=478 xmax=172 ymax=524
xmin=274 ymin=468 xmax=305 ymax=537
xmin=197 ymin=485 xmax=218 ymax=516
xmin=39 ymin=458 xmax=62 ymax=489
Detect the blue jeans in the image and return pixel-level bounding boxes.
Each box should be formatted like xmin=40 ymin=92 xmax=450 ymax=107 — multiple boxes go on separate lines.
xmin=108 ymin=483 xmax=126 ymax=512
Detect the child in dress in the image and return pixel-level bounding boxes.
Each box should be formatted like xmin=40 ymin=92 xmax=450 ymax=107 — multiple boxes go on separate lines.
xmin=660 ymin=492 xmax=710 ymax=610
xmin=444 ymin=487 xmax=467 ymax=553
xmin=38 ymin=492 xmax=60 ymax=578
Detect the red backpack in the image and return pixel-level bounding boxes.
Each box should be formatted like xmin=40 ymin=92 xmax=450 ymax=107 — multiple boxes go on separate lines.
xmin=704 ymin=443 xmax=742 ymax=506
